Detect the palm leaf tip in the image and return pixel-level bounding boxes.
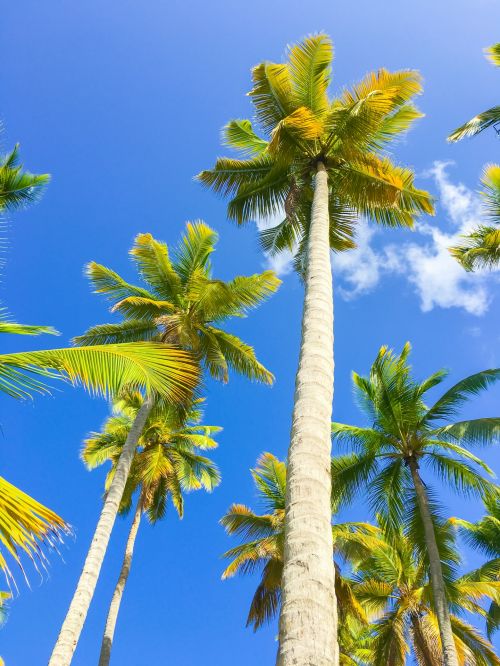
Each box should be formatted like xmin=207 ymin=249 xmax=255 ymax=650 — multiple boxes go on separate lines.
xmin=0 ymin=476 xmax=71 ymax=586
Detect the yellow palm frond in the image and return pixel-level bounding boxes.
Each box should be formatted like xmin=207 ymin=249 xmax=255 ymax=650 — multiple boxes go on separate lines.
xmin=0 ymin=342 xmax=198 ymax=401
xmin=0 ymin=476 xmax=70 ymax=587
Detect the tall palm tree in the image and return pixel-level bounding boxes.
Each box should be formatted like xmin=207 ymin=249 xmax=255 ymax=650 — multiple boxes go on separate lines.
xmin=199 ymin=34 xmax=434 ymax=664
xmin=448 ymin=44 xmax=500 ymax=270
xmin=331 ymin=343 xmax=500 ymax=666
xmin=351 ymin=518 xmax=500 ymax=665
xmin=49 ymin=221 xmax=279 ymax=666
xmin=81 ymin=391 xmax=221 ymax=666
xmin=451 ymin=496 xmax=500 ymax=640
xmin=0 ymin=142 xmax=49 ymax=212
xmin=220 ymin=452 xmax=382 ymax=662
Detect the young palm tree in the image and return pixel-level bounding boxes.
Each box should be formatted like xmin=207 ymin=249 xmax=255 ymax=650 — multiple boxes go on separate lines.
xmin=331 ymin=343 xmax=500 ymax=666
xmin=351 ymin=519 xmax=500 ymax=665
xmin=0 ymin=142 xmax=49 ymax=212
xmin=448 ymin=45 xmax=500 ymax=270
xmin=81 ymin=391 xmax=221 ymax=666
xmin=220 ymin=452 xmax=382 ymax=662
xmin=49 ymin=222 xmax=279 ymax=666
xmin=451 ymin=496 xmax=500 ymax=640
xmin=199 ymin=34 xmax=433 ymax=663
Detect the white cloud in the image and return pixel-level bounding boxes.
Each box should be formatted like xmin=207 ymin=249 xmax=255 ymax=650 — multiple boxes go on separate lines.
xmin=256 ymin=164 xmax=498 ymax=315
xmin=334 ymin=161 xmax=497 ymax=315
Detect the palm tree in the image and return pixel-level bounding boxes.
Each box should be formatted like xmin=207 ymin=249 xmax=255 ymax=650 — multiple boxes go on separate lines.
xmin=199 ymin=34 xmax=434 ymax=663
xmin=81 ymin=391 xmax=221 ymax=666
xmin=0 ymin=142 xmax=49 ymax=212
xmin=448 ymin=44 xmax=500 ymax=270
xmin=451 ymin=496 xmax=500 ymax=640
xmin=49 ymin=221 xmax=279 ymax=665
xmin=449 ymin=165 xmax=500 ymax=270
xmin=220 ymin=452 xmax=382 ymax=662
xmin=351 ymin=518 xmax=500 ymax=665
xmin=331 ymin=342 xmax=500 ymax=666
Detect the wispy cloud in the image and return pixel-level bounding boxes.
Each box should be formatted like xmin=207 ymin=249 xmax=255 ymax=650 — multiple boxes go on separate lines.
xmin=336 ymin=162 xmax=497 ymax=315
xmin=255 ymin=163 xmax=498 ymax=315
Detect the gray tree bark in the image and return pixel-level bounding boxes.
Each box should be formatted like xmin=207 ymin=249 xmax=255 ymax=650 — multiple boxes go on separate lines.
xmin=408 ymin=456 xmax=459 ymax=666
xmin=98 ymin=499 xmax=142 ymax=666
xmin=278 ymin=161 xmax=337 ymax=665
xmin=48 ymin=397 xmax=153 ymax=666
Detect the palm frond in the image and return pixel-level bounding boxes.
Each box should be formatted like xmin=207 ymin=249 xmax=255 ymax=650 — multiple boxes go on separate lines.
xmin=0 ymin=145 xmax=49 ymax=211
xmin=130 ymin=233 xmax=182 ymax=299
xmin=424 ymin=369 xmax=500 ymax=424
xmin=222 ymin=119 xmax=268 ymax=157
xmin=0 ymin=342 xmax=198 ymax=401
xmin=0 ymin=476 xmax=70 ymax=587
xmin=287 ymin=33 xmax=332 ymax=115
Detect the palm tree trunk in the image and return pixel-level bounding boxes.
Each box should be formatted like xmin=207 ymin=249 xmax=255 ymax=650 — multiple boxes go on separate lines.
xmin=408 ymin=457 xmax=459 ymax=666
xmin=98 ymin=499 xmax=142 ymax=666
xmin=278 ymin=161 xmax=337 ymax=666
xmin=48 ymin=397 xmax=154 ymax=666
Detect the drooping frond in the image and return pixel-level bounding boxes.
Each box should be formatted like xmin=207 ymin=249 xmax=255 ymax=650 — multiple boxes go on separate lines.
xmin=200 ymin=325 xmax=273 ymax=384
xmin=246 ymin=558 xmax=282 ymax=630
xmin=0 ymin=476 xmax=70 ymax=587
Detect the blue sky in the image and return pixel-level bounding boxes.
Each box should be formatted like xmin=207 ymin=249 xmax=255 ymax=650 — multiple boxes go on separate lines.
xmin=1 ymin=1 xmax=500 ymax=663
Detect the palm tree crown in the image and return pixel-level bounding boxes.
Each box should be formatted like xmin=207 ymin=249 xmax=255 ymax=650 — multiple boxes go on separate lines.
xmin=221 ymin=453 xmax=380 ymax=633
xmin=82 ymin=391 xmax=221 ymax=520
xmin=332 ymin=343 xmax=500 ymax=528
xmin=351 ymin=519 xmax=500 ymax=665
xmin=75 ymin=221 xmax=279 ymax=384
xmin=198 ymin=33 xmax=434 ymax=271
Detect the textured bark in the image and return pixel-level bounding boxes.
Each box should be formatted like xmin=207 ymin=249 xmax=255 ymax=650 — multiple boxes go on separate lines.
xmin=48 ymin=397 xmax=154 ymax=666
xmin=278 ymin=162 xmax=337 ymax=666
xmin=98 ymin=500 xmax=142 ymax=666
xmin=408 ymin=457 xmax=459 ymax=666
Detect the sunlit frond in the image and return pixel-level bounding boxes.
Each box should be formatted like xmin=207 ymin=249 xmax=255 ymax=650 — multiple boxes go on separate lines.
xmin=0 ymin=342 xmax=198 ymax=401
xmin=0 ymin=476 xmax=70 ymax=587
xmin=0 ymin=144 xmax=49 ymax=211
